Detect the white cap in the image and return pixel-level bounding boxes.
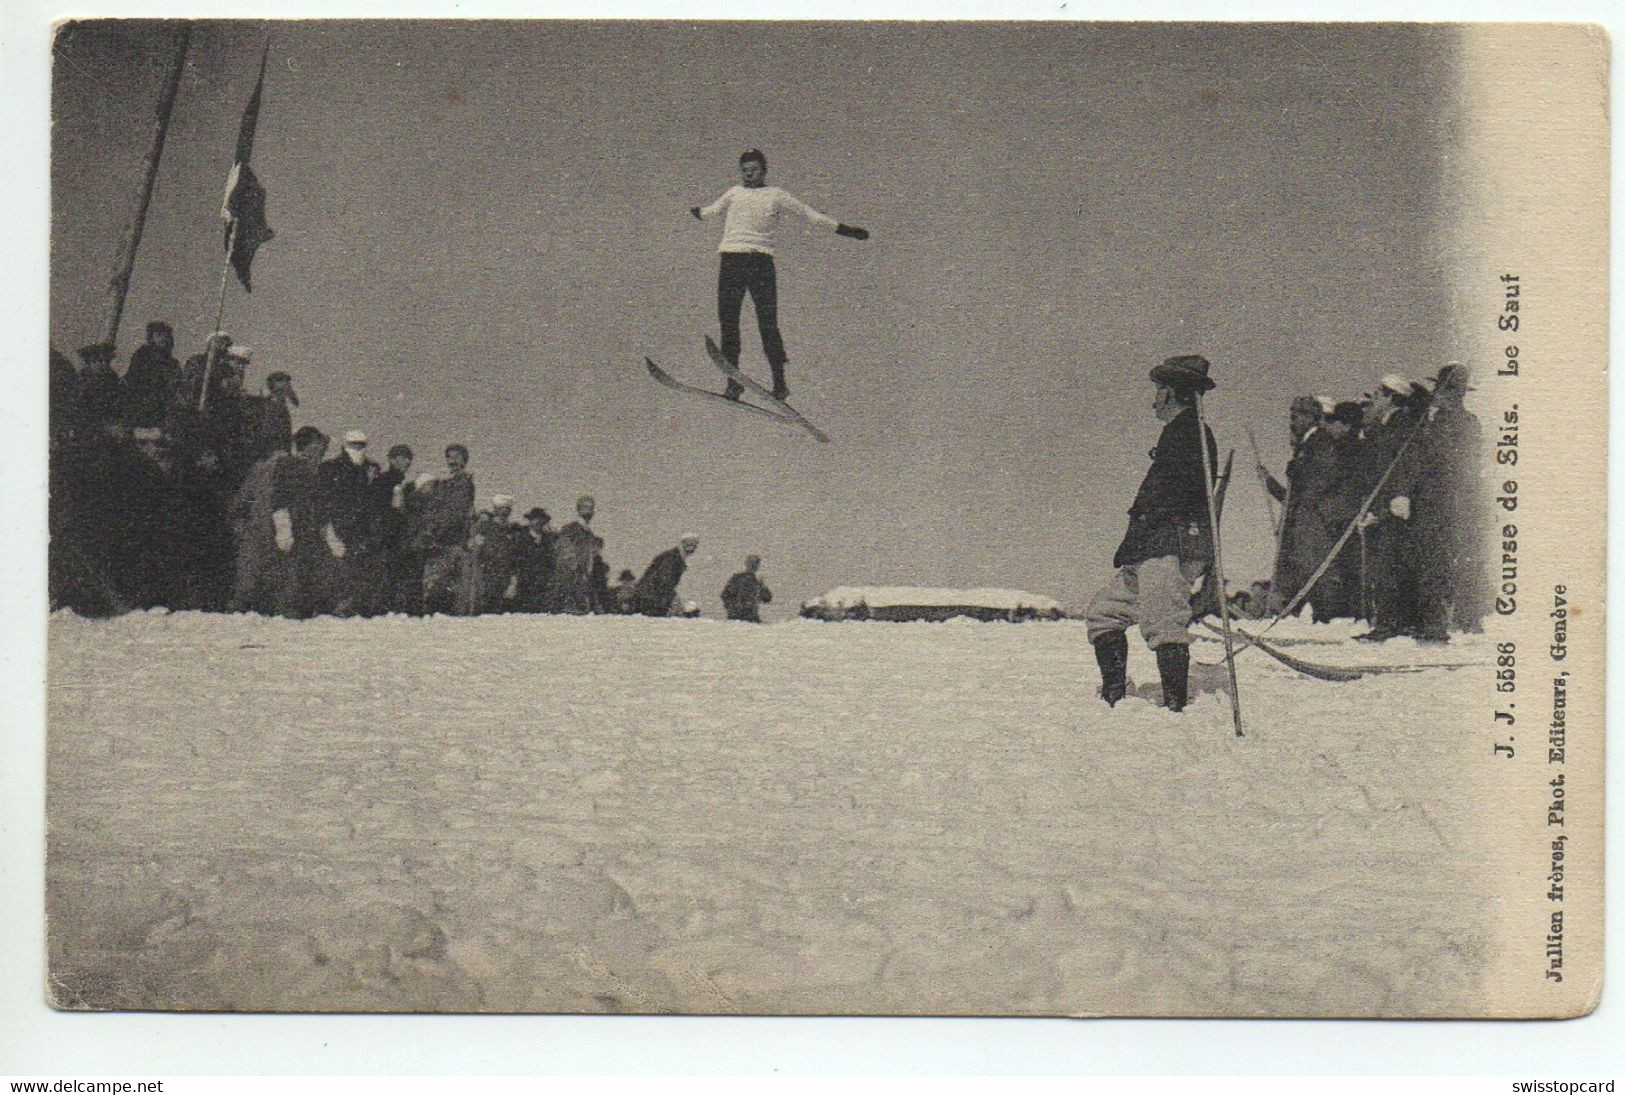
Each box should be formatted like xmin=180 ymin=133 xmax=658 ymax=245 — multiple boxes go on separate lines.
xmin=491 ymin=494 xmax=515 ymax=509
xmin=680 ymin=533 xmax=700 ymax=545
xmin=226 ymin=344 xmax=252 ymax=361
xmin=343 ymin=429 xmax=367 ymax=445
xmin=1314 ymin=395 xmax=1336 ymax=416
xmin=1379 ymin=374 xmax=1411 ymax=396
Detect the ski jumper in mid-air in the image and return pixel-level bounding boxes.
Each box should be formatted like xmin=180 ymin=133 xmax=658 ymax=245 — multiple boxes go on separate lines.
xmin=690 ymin=148 xmax=868 ymax=402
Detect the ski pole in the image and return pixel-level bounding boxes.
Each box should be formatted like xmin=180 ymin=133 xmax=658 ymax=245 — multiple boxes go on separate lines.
xmin=1246 ymin=426 xmax=1282 ymax=539
xmin=1196 ymin=392 xmax=1244 ymax=738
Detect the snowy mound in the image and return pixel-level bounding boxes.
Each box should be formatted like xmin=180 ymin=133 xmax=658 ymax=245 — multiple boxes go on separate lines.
xmin=801 ymin=585 xmax=1063 ymax=622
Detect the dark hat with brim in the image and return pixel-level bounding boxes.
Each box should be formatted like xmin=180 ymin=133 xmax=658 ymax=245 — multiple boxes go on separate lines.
xmin=1149 ymin=354 xmax=1216 ymax=393
xmin=524 ymin=507 xmax=550 ymax=524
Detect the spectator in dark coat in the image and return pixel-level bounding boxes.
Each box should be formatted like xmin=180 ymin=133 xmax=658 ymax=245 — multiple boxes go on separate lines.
xmin=231 ymin=426 xmax=341 ymax=617
xmin=1354 ymin=375 xmax=1427 ymax=640
xmin=202 ymin=359 xmax=253 ymax=485
xmin=242 ymin=371 xmax=298 ymax=462
xmin=513 ymin=508 xmax=556 ymax=612
xmin=412 ymin=444 xmax=476 ymax=614
xmin=1379 ymin=364 xmax=1482 ymax=642
xmin=122 ymin=321 xmax=181 ymax=428
xmin=1260 ymin=399 xmax=1360 ymax=621
xmin=1426 ymin=365 xmax=1488 ymax=629
xmin=471 ymin=495 xmax=522 ymax=613
xmin=721 ymin=554 xmax=773 ymax=621
xmin=77 ymin=342 xmax=125 ymax=431
xmin=375 ymin=444 xmax=419 ymax=614
xmin=546 ymin=495 xmax=604 ymax=614
xmin=633 ymin=535 xmax=699 ymax=617
xmin=179 ymin=332 xmax=233 ymax=410
xmin=1084 ymin=355 xmax=1219 ymax=713
xmin=322 ymin=430 xmax=387 ymax=614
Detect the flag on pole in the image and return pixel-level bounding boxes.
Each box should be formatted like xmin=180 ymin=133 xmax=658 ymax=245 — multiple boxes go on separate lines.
xmin=221 ymin=43 xmax=275 ymax=291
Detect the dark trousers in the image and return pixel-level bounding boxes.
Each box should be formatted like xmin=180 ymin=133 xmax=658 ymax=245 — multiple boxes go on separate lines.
xmin=718 ymin=252 xmax=787 ymax=388
xmin=1371 ymin=521 xmax=1448 ymax=636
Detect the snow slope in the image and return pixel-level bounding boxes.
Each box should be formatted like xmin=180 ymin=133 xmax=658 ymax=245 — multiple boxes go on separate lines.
xmin=47 ymin=611 xmax=1493 ymax=1016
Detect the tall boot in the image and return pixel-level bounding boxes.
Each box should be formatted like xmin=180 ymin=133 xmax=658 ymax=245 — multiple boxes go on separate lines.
xmin=1092 ymin=630 xmax=1128 ymax=707
xmin=1154 ymin=643 xmax=1189 ymax=712
xmin=768 ymin=358 xmax=790 ymax=402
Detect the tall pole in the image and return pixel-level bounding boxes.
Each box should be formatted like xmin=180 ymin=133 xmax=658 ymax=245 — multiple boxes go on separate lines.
xmin=199 ymin=221 xmax=236 ymax=413
xmin=1197 ymin=393 xmax=1244 ymax=738
xmin=101 ymin=24 xmax=192 ymax=351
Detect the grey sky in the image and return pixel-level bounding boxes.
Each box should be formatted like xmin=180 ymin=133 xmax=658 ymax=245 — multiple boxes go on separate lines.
xmin=51 ymin=21 xmax=1462 ymax=614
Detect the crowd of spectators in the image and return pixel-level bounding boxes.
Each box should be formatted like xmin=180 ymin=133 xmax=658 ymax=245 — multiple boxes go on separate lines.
xmin=1235 ymin=365 xmax=1487 ymax=643
xmin=49 ymin=323 xmax=774 ymax=622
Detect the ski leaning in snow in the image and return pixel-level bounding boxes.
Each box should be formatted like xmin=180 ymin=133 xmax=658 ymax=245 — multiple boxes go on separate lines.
xmin=705 ymin=335 xmax=830 ymax=443
xmin=645 ymin=357 xmax=793 ymax=426
xmin=1195 ymin=620 xmax=1478 ymax=682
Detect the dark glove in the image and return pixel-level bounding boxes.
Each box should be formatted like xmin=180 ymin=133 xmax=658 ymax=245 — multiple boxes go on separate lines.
xmin=836 ymin=223 xmax=869 ymax=240
xmin=690 ymin=206 xmax=702 ymax=220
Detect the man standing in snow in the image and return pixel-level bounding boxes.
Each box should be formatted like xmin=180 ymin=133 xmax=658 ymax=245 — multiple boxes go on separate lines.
xmin=1258 ymin=398 xmax=1360 ymax=621
xmin=321 ymin=429 xmax=384 ymax=615
xmin=721 ymin=554 xmax=773 ymax=622
xmin=412 ymin=444 xmax=476 ymax=615
xmin=375 ymin=443 xmax=420 ymax=614
xmin=471 ymin=494 xmax=522 ymax=614
xmin=1085 ymin=355 xmax=1219 ymax=713
xmin=242 ymin=370 xmax=298 ymax=465
xmin=122 ymin=320 xmax=180 ymax=429
xmin=513 ymin=507 xmax=556 ymax=613
xmin=691 ymin=148 xmax=869 ymax=402
xmin=1353 ymin=374 xmax=1424 ymax=640
xmin=232 ymin=425 xmax=343 ymax=617
xmin=547 ymin=495 xmax=604 ymax=615
xmin=633 ymin=534 xmax=699 ymax=617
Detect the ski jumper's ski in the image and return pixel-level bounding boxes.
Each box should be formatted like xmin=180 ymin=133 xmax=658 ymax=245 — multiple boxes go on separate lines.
xmin=704 ymin=336 xmax=830 ymax=443
xmin=646 ymin=358 xmax=792 ymax=424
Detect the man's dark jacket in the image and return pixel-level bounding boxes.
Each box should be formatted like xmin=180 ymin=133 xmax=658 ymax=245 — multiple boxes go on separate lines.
xmin=633 ymin=547 xmax=687 ymax=616
xmin=1113 ymin=406 xmax=1218 ymax=569
xmin=722 ymin=571 xmax=772 ymax=621
xmin=321 ymin=453 xmax=383 ymax=553
xmin=123 ymin=344 xmax=181 ymax=427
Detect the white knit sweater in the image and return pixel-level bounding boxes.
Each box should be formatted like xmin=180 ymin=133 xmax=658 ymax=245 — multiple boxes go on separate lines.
xmin=699 ymin=185 xmax=838 ymax=254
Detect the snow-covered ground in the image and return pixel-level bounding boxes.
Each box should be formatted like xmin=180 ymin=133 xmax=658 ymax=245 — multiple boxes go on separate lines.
xmin=47 ymin=611 xmax=1493 ymax=1016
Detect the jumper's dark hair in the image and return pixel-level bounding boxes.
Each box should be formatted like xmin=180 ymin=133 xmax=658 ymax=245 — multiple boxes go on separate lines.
xmin=739 ymin=148 xmax=767 ymax=170
xmin=292 ymin=426 xmax=327 ymax=449
xmin=387 ymin=444 xmax=414 ymax=461
xmin=145 ymin=320 xmax=173 ymax=339
xmin=444 ymin=443 xmax=469 ymax=461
